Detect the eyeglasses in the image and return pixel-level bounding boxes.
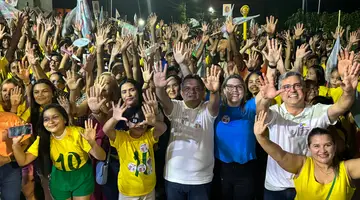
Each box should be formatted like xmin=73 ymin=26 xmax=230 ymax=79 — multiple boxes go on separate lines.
xmin=282 ymin=83 xmax=303 ymax=91
xmin=226 ymin=84 xmax=244 ymax=91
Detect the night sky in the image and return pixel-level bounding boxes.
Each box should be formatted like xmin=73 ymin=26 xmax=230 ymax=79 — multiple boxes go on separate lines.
xmin=54 ymin=0 xmax=359 ymax=25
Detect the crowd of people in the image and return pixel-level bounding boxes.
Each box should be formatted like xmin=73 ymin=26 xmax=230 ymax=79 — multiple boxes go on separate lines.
xmin=1 ymin=4 xmax=360 ymax=200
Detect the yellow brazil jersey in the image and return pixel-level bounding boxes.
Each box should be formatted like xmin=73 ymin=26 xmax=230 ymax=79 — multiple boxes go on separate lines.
xmin=0 ymin=101 xmax=30 ymax=122
xmin=111 ymin=128 xmax=158 ymax=196
xmin=294 ymin=157 xmax=355 ymax=200
xmin=27 ymin=126 xmax=92 ymax=171
xmin=0 ymin=57 xmax=9 ymax=82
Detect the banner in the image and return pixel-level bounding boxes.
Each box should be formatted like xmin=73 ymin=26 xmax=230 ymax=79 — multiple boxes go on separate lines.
xmin=92 ymin=1 xmax=100 ymax=14
xmin=0 ymin=1 xmax=19 ymax=20
xmin=325 ymin=36 xmax=341 ymax=82
xmin=5 ymin=0 xmax=18 ymax=7
xmin=222 ymin=4 xmax=233 ymax=17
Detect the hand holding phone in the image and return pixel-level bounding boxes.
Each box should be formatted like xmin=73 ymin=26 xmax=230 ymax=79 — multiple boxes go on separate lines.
xmin=8 ymin=124 xmax=33 ymax=139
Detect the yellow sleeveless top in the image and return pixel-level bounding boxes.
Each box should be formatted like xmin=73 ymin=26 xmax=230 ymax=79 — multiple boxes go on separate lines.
xmin=294 ymin=157 xmax=355 ymax=200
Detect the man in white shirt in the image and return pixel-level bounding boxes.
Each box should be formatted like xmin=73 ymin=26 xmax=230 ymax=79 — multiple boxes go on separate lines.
xmin=257 ymin=67 xmax=360 ymax=200
xmin=154 ymin=65 xmax=220 ymax=200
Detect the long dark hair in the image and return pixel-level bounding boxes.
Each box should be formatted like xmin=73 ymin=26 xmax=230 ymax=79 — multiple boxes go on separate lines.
xmin=245 ymin=71 xmax=261 ymax=101
xmin=37 ymin=104 xmax=69 ymax=176
xmin=119 ymin=78 xmax=143 ymax=107
xmin=30 ymin=79 xmax=58 ymax=138
xmin=308 ymin=128 xmax=340 ymax=175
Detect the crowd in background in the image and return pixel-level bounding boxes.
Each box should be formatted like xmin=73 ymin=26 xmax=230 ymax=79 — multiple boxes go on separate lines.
xmin=1 ymin=3 xmax=360 ymax=200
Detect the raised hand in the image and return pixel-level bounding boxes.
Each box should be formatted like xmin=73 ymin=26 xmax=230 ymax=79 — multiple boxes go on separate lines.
xmin=226 ymin=17 xmax=236 ymax=34
xmin=153 ymin=62 xmax=168 ymax=88
xmin=64 ymin=70 xmax=82 ymax=91
xmin=202 ymin=65 xmax=221 ymax=93
xmin=262 ymin=37 xmax=282 ymax=66
xmin=141 ymin=60 xmax=154 ymax=83
xmin=294 ymin=23 xmax=305 ymax=39
xmin=244 ymin=51 xmax=259 ymax=70
xmin=87 ymin=86 xmax=107 ymax=114
xmin=55 ymin=16 xmax=62 ymax=27
xmin=337 ymin=49 xmax=355 ymax=77
xmin=141 ymin=104 xmax=156 ymax=126
xmin=340 ymin=62 xmax=360 ymax=93
xmin=95 ymin=26 xmax=110 ymax=47
xmin=254 ymin=110 xmax=269 ymax=136
xmin=82 ymin=119 xmax=98 ymax=142
xmin=94 ymin=76 xmax=107 ymax=93
xmin=201 ymin=22 xmax=209 ymax=34
xmin=111 ymin=99 xmax=128 ymax=121
xmin=120 ymin=36 xmax=133 ymax=53
xmin=250 ymin=23 xmax=259 ymax=38
xmin=258 ymin=74 xmax=284 ymax=100
xmin=159 ymin=20 xmax=164 ymax=27
xmin=295 ymin=44 xmax=311 ymax=60
xmin=173 ymin=42 xmax=188 ymax=64
xmin=331 ymin=26 xmax=345 ymax=39
xmin=349 ymin=31 xmax=360 ymax=45
xmin=245 ymin=38 xmax=256 ymax=48
xmin=224 ymin=61 xmax=239 ymax=78
xmin=148 ymin=13 xmax=158 ymax=27
xmin=142 ymin=89 xmax=158 ymax=113
xmin=57 ymin=96 xmax=71 ymax=114
xmin=180 ymin=24 xmax=190 ymax=41
xmin=44 ymin=18 xmax=54 ymax=32
xmin=25 ymin=45 xmax=40 ymax=66
xmin=10 ymin=86 xmax=23 ymax=108
xmin=262 ymin=16 xmax=278 ymax=36
xmin=15 ymin=60 xmax=30 ymax=83
xmin=163 ymin=26 xmax=172 ymax=41
xmin=137 ymin=43 xmax=149 ymax=59
xmin=83 ymin=53 xmax=96 ymax=73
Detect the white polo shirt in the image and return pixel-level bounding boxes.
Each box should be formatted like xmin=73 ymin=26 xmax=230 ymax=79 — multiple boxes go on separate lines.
xmin=265 ymin=103 xmax=334 ymax=191
xmin=164 ymin=100 xmax=216 ymax=185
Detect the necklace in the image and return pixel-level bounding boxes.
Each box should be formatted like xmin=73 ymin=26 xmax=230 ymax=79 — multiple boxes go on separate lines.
xmin=315 ymin=161 xmax=333 ymax=175
xmin=51 ymin=128 xmax=67 ymax=140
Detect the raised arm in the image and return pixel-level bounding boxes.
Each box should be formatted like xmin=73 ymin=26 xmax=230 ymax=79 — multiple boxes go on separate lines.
xmin=254 ymin=111 xmax=306 ymax=174
xmin=154 ymin=63 xmax=173 ymax=116
xmin=202 ymin=65 xmax=221 ymax=117
xmin=328 ymin=61 xmax=360 ymax=123
xmin=82 ymin=120 xmax=106 ymax=160
xmin=141 ymin=104 xmax=167 ymax=139
xmin=174 ymin=42 xmax=191 ymax=77
xmin=12 ymin=136 xmax=37 ymax=167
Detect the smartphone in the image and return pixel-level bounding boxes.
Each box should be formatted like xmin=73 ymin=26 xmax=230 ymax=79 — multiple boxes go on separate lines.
xmin=8 ymin=124 xmax=33 ymax=138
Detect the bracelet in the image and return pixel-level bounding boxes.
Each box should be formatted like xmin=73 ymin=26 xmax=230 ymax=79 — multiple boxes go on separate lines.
xmin=268 ymin=64 xmax=277 ymax=69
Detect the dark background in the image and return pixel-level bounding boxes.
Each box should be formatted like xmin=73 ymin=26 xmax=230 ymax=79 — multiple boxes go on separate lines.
xmin=54 ymin=0 xmax=360 ymax=25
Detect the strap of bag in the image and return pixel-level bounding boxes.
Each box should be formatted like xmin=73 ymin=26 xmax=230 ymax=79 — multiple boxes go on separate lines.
xmin=325 ymin=175 xmax=336 ymax=200
xmin=105 ymin=145 xmax=111 ymax=165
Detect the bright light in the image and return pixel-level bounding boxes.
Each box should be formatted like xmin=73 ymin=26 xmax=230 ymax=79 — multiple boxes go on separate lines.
xmin=138 ymin=18 xmax=145 ymax=26
xmin=208 ymin=7 xmax=214 ymax=13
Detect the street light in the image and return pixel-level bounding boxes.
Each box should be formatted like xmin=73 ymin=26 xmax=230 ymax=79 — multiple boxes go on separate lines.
xmin=208 ymin=7 xmax=214 ymax=14
xmin=138 ymin=18 xmax=145 ymax=26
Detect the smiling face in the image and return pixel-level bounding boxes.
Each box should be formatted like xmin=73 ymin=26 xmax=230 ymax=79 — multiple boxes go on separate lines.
xmin=43 ymin=108 xmax=66 ymax=134
xmin=279 ymin=76 xmax=305 ymax=107
xmin=180 ymin=78 xmax=205 ymax=104
xmin=247 ymin=73 xmax=260 ymax=95
xmin=166 ymin=77 xmax=180 ymax=99
xmin=50 ymin=73 xmax=65 ymax=91
xmin=1 ymin=82 xmax=16 ymax=102
xmin=121 ymin=82 xmax=139 ymax=107
xmin=224 ymin=78 xmax=245 ymax=106
xmin=309 ymin=134 xmax=336 ymax=165
xmin=33 ymin=83 xmax=54 ymax=106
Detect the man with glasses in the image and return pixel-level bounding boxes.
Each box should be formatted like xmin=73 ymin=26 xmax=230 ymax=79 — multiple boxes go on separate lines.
xmin=256 ymin=67 xmax=360 ymax=200
xmin=154 ymin=65 xmax=220 ymax=200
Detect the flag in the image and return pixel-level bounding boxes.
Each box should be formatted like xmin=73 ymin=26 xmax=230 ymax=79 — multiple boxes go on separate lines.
xmin=0 ymin=1 xmax=19 ymax=20
xmin=115 ymin=9 xmax=120 ymax=19
xmin=325 ymin=36 xmax=341 ymax=82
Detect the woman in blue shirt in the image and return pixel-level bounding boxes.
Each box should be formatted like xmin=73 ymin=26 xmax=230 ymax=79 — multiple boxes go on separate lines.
xmin=215 ymin=74 xmax=261 ymax=199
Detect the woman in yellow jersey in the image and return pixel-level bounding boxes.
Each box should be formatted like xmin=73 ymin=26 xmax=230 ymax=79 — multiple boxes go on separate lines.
xmin=29 ymin=79 xmax=61 ymax=200
xmin=254 ymin=111 xmax=360 ymax=200
xmin=12 ymin=104 xmax=106 ymax=200
xmin=103 ymin=99 xmax=167 ymax=200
